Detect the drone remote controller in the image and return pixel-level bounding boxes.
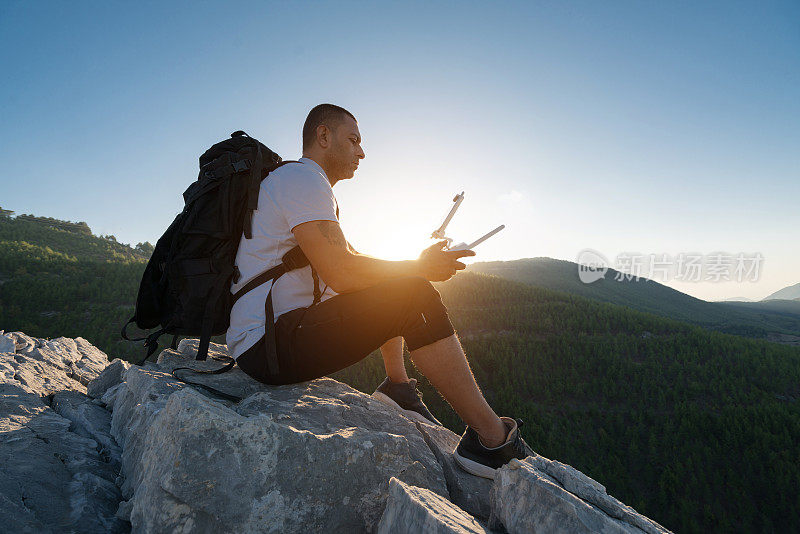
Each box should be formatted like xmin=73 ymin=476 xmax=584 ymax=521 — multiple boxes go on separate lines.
xmin=430 ymin=191 xmax=505 ymax=252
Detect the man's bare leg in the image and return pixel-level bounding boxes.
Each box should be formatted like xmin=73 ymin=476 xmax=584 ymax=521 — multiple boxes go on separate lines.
xmin=380 ymin=336 xmax=410 ymax=384
xmin=409 ymin=333 xmax=507 ymax=447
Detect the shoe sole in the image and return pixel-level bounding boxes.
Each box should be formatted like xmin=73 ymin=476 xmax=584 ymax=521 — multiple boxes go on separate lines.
xmin=452 ymin=450 xmax=498 ymax=480
xmin=371 ymin=391 xmax=437 ymax=426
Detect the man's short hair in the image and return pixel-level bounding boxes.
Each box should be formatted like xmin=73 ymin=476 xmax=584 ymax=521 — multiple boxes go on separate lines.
xmin=302 ymin=104 xmax=357 ymax=151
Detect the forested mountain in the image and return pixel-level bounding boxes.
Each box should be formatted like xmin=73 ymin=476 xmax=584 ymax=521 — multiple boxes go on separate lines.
xmin=2 ymin=213 xmax=800 ymax=532
xmin=719 ymin=298 xmax=800 ymax=316
xmin=467 ymin=257 xmax=800 ymax=340
xmin=335 ymin=273 xmax=800 ymax=533
xmin=0 ymin=213 xmax=150 ymax=359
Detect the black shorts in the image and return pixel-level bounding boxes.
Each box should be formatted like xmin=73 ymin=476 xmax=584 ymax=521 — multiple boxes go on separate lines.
xmin=236 ymin=276 xmax=455 ymax=385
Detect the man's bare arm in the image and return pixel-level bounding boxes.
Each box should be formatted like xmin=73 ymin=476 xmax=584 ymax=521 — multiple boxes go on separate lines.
xmin=293 ymin=220 xmax=474 ymax=293
xmin=292 ymin=220 xmax=419 ymax=293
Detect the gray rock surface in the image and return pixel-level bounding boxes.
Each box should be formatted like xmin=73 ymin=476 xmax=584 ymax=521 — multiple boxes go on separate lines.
xmin=0 ymin=332 xmax=14 ymax=353
xmin=0 ymin=332 xmax=128 ymax=533
xmin=52 ymin=390 xmax=123 ymax=471
xmin=377 ymin=477 xmax=488 ymax=534
xmin=1 ymin=333 xmax=109 ymax=394
xmin=1 ymin=331 xmax=671 ymax=534
xmin=8 ymin=331 xmax=39 ymax=353
xmin=109 ymin=345 xmax=450 ymax=533
xmin=489 ymin=458 xmax=672 ymax=534
xmin=524 ymin=455 xmax=666 ymax=532
xmin=414 ymin=419 xmax=495 ymax=520
xmin=86 ymin=358 xmax=130 ymax=399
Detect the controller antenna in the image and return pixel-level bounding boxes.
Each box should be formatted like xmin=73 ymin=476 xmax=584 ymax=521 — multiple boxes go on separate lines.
xmin=431 ymin=191 xmax=464 ymax=247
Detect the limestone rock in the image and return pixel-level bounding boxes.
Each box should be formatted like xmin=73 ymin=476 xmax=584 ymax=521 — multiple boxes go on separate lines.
xmin=5 ymin=331 xmax=39 ymax=353
xmin=0 ymin=333 xmax=110 ymax=397
xmin=109 ymin=347 xmax=449 ymax=533
xmin=155 ymin=340 xmax=278 ymax=401
xmin=489 ymin=457 xmax=672 ymax=534
xmin=176 ymin=337 xmax=228 ymax=359
xmin=52 ymin=389 xmax=123 ymax=471
xmin=108 ymin=365 xmax=190 ymax=502
xmin=414 ymin=419 xmax=494 ymax=520
xmin=1 ymin=331 xmax=672 ymax=534
xmin=0 ymin=333 xmax=127 ymax=533
xmin=525 ymin=455 xmax=655 ymax=528
xmin=0 ymin=333 xmax=15 ymax=353
xmin=87 ymin=358 xmax=131 ymax=399
xmin=377 ymin=477 xmax=488 ymax=534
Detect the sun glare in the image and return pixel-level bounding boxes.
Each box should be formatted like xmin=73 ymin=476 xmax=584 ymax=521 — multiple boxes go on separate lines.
xmin=359 ymin=235 xmax=435 ymax=262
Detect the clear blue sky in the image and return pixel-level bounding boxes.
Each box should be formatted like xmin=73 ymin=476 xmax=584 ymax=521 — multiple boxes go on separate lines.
xmin=1 ymin=1 xmax=798 ymax=300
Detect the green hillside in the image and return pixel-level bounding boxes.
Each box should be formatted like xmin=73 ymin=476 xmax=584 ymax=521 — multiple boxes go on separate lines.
xmin=467 ymin=257 xmax=800 ymax=340
xmin=334 ymin=272 xmax=800 ymax=533
xmin=0 ymin=213 xmax=150 ymax=358
xmin=720 ymin=298 xmax=800 ymax=316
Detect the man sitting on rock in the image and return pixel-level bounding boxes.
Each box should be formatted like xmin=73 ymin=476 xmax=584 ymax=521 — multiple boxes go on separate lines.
xmin=227 ymin=103 xmax=529 ymax=479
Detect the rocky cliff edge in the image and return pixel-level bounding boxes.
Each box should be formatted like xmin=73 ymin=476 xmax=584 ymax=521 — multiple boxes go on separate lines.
xmin=0 ymin=331 xmax=671 ymax=533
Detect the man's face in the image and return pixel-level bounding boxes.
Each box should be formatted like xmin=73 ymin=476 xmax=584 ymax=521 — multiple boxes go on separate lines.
xmin=325 ymin=115 xmax=365 ymax=181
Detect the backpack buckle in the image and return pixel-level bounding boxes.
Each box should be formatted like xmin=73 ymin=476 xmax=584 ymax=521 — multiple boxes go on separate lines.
xmin=231 ymin=159 xmax=251 ymax=173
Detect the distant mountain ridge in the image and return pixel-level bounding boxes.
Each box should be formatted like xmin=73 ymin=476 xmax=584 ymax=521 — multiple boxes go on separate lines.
xmin=763 ymin=282 xmax=800 ymax=301
xmin=0 ymin=208 xmax=153 ymax=261
xmin=467 ymin=257 xmax=800 ymax=341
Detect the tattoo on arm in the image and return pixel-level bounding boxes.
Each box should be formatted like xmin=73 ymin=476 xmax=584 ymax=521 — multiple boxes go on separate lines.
xmin=317 ymin=221 xmax=347 ymax=248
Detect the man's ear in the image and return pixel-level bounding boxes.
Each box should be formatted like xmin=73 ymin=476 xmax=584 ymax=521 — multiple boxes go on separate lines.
xmin=316 ymin=124 xmax=331 ymax=148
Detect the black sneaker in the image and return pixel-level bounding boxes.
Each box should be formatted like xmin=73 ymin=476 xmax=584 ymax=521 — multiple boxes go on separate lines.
xmin=371 ymin=377 xmax=443 ymax=426
xmin=453 ymin=417 xmax=531 ymax=479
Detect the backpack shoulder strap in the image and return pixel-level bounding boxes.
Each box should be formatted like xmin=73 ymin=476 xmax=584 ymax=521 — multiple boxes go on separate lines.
xmin=225 ymin=245 xmax=312 ymax=375
xmin=243 ymin=159 xmax=299 ymax=239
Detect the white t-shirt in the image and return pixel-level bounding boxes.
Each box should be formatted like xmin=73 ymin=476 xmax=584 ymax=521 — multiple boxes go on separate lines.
xmin=226 ymin=157 xmax=340 ymax=360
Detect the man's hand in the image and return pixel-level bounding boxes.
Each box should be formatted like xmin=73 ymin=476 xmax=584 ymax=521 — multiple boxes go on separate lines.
xmin=417 ymin=241 xmax=475 ymax=282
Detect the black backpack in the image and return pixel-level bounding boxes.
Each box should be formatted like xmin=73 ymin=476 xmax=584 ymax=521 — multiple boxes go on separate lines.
xmin=122 ymin=131 xmax=322 ymax=398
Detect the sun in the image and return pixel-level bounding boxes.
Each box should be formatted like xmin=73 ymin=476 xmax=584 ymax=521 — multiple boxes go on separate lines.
xmin=361 ymin=234 xmax=436 ymax=262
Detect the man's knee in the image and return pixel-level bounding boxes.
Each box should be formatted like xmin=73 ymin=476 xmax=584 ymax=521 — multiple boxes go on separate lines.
xmin=394 ymin=277 xmax=455 ymax=351
xmin=379 ymin=275 xmax=451 ymax=327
